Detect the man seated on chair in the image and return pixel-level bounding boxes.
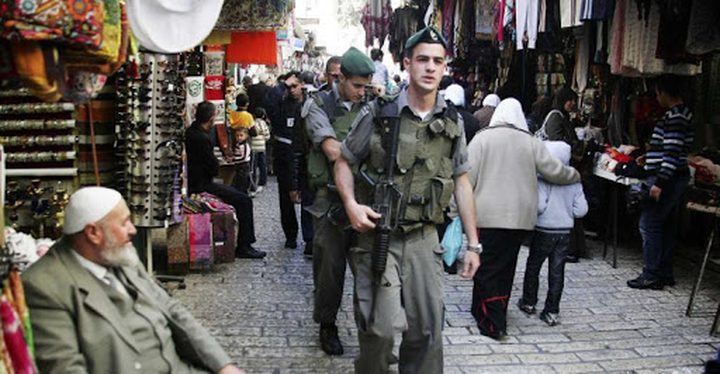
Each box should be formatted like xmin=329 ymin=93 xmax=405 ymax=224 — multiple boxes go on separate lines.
xmin=22 ymin=186 xmax=245 ymax=374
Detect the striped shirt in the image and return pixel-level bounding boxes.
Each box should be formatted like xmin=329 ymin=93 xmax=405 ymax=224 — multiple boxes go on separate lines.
xmin=644 ymin=104 xmax=693 ymax=188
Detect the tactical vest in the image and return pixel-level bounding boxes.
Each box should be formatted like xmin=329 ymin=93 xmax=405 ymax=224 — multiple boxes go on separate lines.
xmin=359 ymin=96 xmax=461 ymax=227
xmin=306 ymin=91 xmax=362 ymax=191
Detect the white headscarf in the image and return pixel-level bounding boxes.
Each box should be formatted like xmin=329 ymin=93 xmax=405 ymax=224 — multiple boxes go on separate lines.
xmin=488 ymin=98 xmax=529 ymax=132
xmin=63 ymin=187 xmax=122 ymax=234
xmin=482 ymin=93 xmax=501 ymax=108
xmin=443 ymin=84 xmax=465 ymax=107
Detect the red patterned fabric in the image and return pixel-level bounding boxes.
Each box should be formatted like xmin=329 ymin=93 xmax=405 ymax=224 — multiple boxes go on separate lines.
xmin=226 ymin=31 xmax=277 ymax=65
xmin=1 ymin=0 xmax=104 ymax=49
xmin=361 ymin=0 xmax=392 ymax=48
xmin=0 ymin=296 xmax=35 ymax=374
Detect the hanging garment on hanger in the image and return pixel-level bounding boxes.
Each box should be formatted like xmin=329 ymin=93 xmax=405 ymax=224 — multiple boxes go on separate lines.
xmin=516 ymin=0 xmax=539 ymax=50
xmin=573 ymin=26 xmax=590 ymax=93
xmin=475 ymin=0 xmax=496 ymax=41
xmin=560 ymin=0 xmax=583 ymax=28
xmin=685 ymin=0 xmax=720 ymax=55
xmin=580 ymin=0 xmax=611 ymax=21
xmin=656 ymin=0 xmax=700 ymax=64
xmin=361 ymin=0 xmax=393 ymax=47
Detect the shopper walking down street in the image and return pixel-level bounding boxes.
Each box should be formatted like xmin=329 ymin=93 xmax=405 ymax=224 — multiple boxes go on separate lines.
xmin=292 ymin=47 xmax=375 ymax=357
xmin=185 ymin=101 xmax=265 ymax=259
xmin=319 ymin=56 xmax=342 ymax=93
xmin=334 ymin=27 xmax=481 ymax=373
xmin=444 ymin=83 xmax=481 ymax=143
xmin=627 ymin=74 xmax=694 ymax=290
xmin=543 ymin=87 xmax=586 ymax=263
xmin=269 ymin=71 xmax=314 ymax=251
xmin=467 ymin=98 xmax=580 ymax=340
xmin=251 ymin=108 xmax=271 ymax=194
xmin=473 ymin=93 xmax=500 ymax=129
xmin=517 ymin=141 xmax=588 ymax=327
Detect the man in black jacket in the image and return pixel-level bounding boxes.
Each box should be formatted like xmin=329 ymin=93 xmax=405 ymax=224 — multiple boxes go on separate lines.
xmin=185 ymin=101 xmax=266 ymax=259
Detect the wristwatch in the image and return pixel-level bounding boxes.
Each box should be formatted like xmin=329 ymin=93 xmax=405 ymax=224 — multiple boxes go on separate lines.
xmin=466 ymin=243 xmax=483 ymax=255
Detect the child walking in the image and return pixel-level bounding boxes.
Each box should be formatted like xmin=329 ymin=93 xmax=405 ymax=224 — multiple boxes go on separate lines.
xmin=250 ymin=108 xmax=271 ymax=194
xmin=231 ymin=127 xmax=252 ymax=194
xmin=518 ymin=141 xmax=588 ymax=326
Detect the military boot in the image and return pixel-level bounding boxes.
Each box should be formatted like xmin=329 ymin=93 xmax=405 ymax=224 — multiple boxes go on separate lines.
xmin=319 ymin=323 xmax=343 ymax=355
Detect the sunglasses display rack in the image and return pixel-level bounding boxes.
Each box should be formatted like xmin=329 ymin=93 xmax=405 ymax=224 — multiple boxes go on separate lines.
xmin=0 ymin=87 xmax=79 ymax=237
xmin=115 ymin=53 xmax=186 ymax=228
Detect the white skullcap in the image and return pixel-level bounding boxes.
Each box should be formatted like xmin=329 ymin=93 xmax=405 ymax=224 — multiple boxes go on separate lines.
xmin=444 ymin=84 xmax=465 ymax=107
xmin=63 ymin=187 xmax=123 ymax=234
xmin=482 ymin=94 xmax=501 ymax=108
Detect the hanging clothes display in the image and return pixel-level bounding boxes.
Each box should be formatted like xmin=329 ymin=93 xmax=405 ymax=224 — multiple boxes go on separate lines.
xmin=361 ymin=0 xmax=393 ymax=48
xmin=685 ymin=1 xmax=720 ymax=55
xmin=580 ymin=0 xmax=612 ymax=21
xmin=620 ymin=0 xmax=702 ymax=76
xmin=389 ymin=5 xmax=423 ymax=63
xmin=656 ymin=0 xmax=700 ymax=65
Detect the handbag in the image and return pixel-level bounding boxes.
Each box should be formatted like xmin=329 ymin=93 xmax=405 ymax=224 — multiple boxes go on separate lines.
xmin=441 ymin=216 xmax=463 ymax=267
xmin=534 ymin=109 xmax=563 ymax=141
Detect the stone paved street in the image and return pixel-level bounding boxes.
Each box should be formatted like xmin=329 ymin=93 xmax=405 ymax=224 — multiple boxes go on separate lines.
xmin=173 ymin=178 xmax=720 ymax=373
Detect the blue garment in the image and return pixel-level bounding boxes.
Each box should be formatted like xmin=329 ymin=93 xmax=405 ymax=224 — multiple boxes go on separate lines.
xmin=639 ymin=174 xmax=690 ymax=281
xmin=535 ymin=142 xmax=588 ymax=234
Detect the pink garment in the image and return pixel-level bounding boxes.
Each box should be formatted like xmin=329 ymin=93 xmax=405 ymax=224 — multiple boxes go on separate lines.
xmin=608 ymin=0 xmax=628 ymax=75
xmin=496 ymin=0 xmax=506 ymax=43
xmin=187 ymin=213 xmax=213 ymax=270
xmin=0 ymin=297 xmax=35 ymax=374
xmin=361 ymin=0 xmax=393 ymax=47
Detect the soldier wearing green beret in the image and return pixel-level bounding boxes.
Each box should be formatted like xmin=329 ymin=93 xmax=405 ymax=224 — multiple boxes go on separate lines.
xmin=290 ymin=46 xmax=375 ymax=356
xmin=333 ymin=27 xmax=481 ymax=373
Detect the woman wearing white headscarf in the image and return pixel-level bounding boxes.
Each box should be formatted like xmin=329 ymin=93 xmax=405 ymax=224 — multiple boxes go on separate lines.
xmin=466 ymin=98 xmax=580 ymax=340
xmin=472 ymin=93 xmax=501 ymax=129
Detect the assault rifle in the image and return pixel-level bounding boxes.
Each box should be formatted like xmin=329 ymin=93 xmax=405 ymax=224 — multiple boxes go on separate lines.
xmin=359 ymin=116 xmax=403 ymax=327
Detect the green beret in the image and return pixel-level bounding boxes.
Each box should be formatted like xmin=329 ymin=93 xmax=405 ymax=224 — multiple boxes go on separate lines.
xmin=341 ymin=47 xmax=375 ymax=77
xmin=404 ymin=26 xmax=448 ymax=52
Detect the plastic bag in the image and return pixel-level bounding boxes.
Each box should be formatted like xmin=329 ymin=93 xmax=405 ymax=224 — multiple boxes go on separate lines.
xmin=441 ymin=216 xmax=463 ymax=267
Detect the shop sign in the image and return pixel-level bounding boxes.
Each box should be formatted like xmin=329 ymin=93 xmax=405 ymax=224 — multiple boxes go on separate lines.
xmin=276 ymin=30 xmax=289 ymax=40
xmin=291 ymin=37 xmax=305 ymax=52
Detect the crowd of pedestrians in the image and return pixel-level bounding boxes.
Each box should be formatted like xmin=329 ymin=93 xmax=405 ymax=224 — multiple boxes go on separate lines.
xmin=178 ymin=26 xmax=694 ymax=373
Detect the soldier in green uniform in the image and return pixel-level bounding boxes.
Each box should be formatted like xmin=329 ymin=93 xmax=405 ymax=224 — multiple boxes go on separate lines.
xmin=291 ymin=47 xmax=376 ymax=356
xmin=334 ymin=27 xmax=481 ymax=373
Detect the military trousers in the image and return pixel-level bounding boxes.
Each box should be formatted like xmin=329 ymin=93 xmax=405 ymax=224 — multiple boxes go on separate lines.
xmin=350 ymin=224 xmax=444 ymax=374
xmin=312 ymin=212 xmax=353 ymax=324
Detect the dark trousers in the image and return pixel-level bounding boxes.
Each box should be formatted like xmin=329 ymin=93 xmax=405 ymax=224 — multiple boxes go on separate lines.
xmin=232 ymin=163 xmax=250 ymax=194
xmin=640 ymin=175 xmax=690 ymax=281
xmin=201 ymin=183 xmax=256 ymax=250
xmin=471 ymin=228 xmax=529 ymax=335
xmin=274 ymin=155 xmax=314 ymax=243
xmin=253 ymin=151 xmax=267 ymax=186
xmin=520 ymin=231 xmax=570 ymax=314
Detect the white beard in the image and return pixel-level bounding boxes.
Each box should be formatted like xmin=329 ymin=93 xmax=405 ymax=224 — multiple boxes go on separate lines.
xmin=99 ymin=228 xmax=139 ymax=268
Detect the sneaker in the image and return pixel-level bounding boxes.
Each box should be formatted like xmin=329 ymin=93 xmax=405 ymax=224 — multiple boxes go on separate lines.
xmin=284 ymin=240 xmax=298 ymax=249
xmin=236 ymin=247 xmax=267 ymax=259
xmin=319 ymin=324 xmax=343 ymax=355
xmin=517 ymin=300 xmax=536 ymax=315
xmin=627 ymin=275 xmax=664 ymax=290
xmin=256 ymin=186 xmax=264 ymax=193
xmin=303 ymin=241 xmax=313 ymax=257
xmin=662 ymin=277 xmax=676 ymax=287
xmin=540 ymin=312 xmax=560 ymax=326
xmin=565 ymin=255 xmax=579 ymax=263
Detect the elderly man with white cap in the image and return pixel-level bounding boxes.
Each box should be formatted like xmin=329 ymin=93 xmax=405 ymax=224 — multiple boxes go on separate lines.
xmin=22 ymin=186 xmax=244 ymax=374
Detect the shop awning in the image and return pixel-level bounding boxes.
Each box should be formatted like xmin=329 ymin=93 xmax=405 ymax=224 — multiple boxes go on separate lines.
xmin=225 ymin=31 xmax=278 ymax=65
